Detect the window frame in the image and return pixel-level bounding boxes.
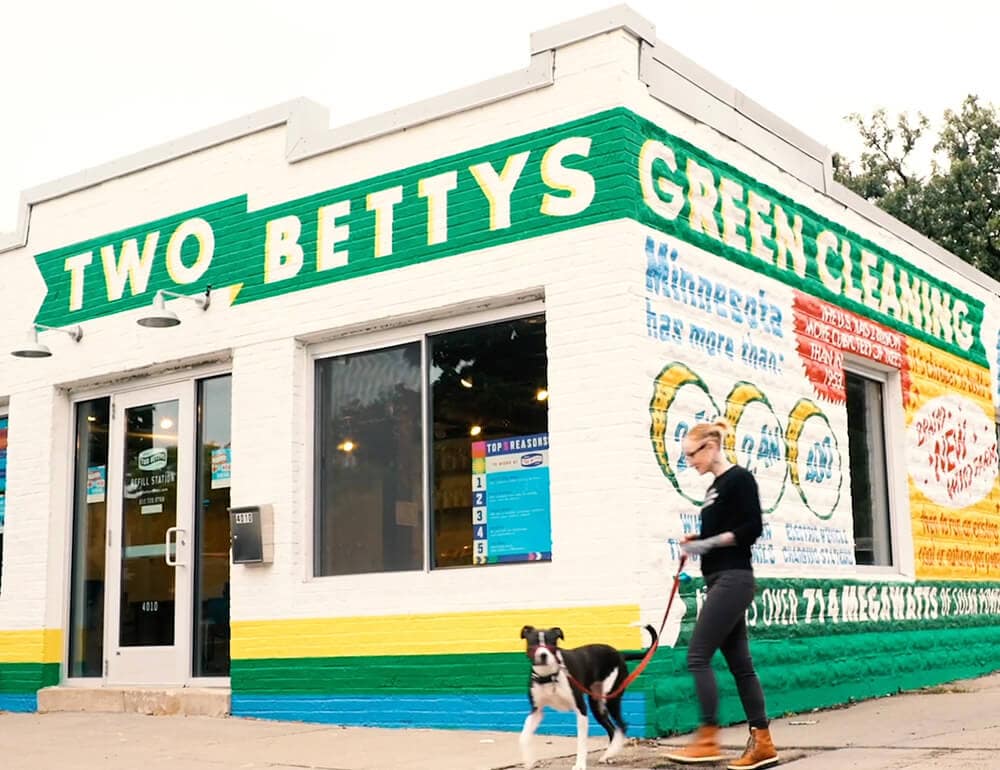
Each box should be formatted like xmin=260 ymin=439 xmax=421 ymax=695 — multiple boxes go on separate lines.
xmin=842 ymin=355 xmax=913 ymax=577
xmin=0 ymin=404 xmax=7 ymax=594
xmin=305 ymin=300 xmax=546 ymax=581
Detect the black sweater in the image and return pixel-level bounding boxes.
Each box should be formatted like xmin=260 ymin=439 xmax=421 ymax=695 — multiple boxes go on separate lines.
xmin=698 ymin=465 xmax=763 ymax=576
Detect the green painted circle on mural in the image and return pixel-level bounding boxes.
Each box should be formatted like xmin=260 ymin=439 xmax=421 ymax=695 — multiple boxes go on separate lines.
xmin=722 ymin=381 xmax=788 ymax=515
xmin=786 ymin=398 xmax=843 ymax=520
xmin=649 ymin=361 xmax=720 ymax=505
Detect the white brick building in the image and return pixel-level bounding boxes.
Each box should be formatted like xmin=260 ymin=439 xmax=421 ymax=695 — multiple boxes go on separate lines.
xmin=1 ymin=5 xmax=998 ymax=738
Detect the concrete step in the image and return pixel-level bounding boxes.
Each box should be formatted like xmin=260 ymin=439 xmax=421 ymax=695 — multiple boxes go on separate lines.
xmin=37 ymin=686 xmax=230 ymax=717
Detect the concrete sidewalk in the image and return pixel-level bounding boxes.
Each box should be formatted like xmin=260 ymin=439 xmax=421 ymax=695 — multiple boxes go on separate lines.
xmin=0 ymin=672 xmax=997 ymax=769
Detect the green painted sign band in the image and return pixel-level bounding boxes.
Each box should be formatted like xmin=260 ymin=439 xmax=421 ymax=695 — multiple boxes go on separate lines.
xmin=677 ymin=576 xmax=1000 ymax=644
xmin=33 ymin=110 xmax=631 ymax=328
xmin=629 ymin=112 xmax=986 ymax=365
xmin=31 ymin=108 xmax=986 ymax=365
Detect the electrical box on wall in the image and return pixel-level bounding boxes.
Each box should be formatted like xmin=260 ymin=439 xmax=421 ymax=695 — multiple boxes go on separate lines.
xmin=229 ymin=504 xmax=274 ymax=565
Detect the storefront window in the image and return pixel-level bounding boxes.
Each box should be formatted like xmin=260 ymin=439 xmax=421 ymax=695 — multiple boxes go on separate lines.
xmin=314 ymin=344 xmax=424 ymax=576
xmin=193 ymin=375 xmax=232 ymax=677
xmin=430 ymin=315 xmax=550 ymax=568
xmin=845 ymin=369 xmax=892 ymax=566
xmin=68 ymin=398 xmax=111 ymax=677
xmin=313 ymin=313 xmax=550 ymax=575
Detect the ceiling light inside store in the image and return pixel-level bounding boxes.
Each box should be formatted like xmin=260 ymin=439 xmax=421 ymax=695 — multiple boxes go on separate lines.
xmin=337 ymin=440 xmax=356 ymax=452
xmin=469 ymin=425 xmax=482 ymax=437
xmin=460 ymin=378 xmax=473 ymax=389
xmin=536 ymin=389 xmax=549 ymax=401
xmin=160 ymin=417 xmax=174 ymax=430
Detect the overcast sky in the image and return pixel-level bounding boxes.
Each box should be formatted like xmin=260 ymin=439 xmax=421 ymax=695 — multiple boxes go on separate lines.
xmin=1 ymin=0 xmax=995 ymax=234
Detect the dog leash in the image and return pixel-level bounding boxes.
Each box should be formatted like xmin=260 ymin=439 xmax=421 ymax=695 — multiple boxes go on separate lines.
xmin=564 ymin=554 xmax=687 ymax=701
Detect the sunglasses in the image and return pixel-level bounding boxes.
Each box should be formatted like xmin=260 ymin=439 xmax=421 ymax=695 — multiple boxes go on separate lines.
xmin=684 ymin=441 xmax=710 ymax=460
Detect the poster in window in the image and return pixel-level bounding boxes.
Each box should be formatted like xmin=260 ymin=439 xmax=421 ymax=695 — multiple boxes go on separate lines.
xmin=211 ymin=447 xmax=231 ymax=489
xmin=86 ymin=465 xmax=106 ymax=503
xmin=0 ymin=415 xmax=7 ymax=530
xmin=470 ymin=433 xmax=552 ymax=565
xmin=125 ymin=447 xmax=175 ymax=515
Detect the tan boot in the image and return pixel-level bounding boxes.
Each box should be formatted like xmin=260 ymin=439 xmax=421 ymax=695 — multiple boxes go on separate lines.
xmin=664 ymin=724 xmax=726 ymax=764
xmin=727 ymin=726 xmax=779 ymax=769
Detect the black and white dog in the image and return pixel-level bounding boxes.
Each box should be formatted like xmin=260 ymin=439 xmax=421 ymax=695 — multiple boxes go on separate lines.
xmin=518 ymin=624 xmax=657 ymax=770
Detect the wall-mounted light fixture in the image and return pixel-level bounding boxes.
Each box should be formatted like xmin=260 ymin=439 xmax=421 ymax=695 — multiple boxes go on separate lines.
xmin=10 ymin=324 xmax=83 ymax=358
xmin=137 ymin=287 xmax=211 ymax=328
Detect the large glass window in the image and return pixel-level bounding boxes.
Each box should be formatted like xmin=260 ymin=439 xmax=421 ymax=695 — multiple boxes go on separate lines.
xmin=193 ymin=375 xmax=232 ymax=677
xmin=430 ymin=316 xmax=549 ymax=568
xmin=314 ymin=343 xmax=424 ymax=576
xmin=313 ymin=313 xmax=550 ymax=575
xmin=845 ymin=369 xmax=892 ymax=566
xmin=68 ymin=398 xmax=111 ymax=676
xmin=0 ymin=413 xmax=7 ymax=592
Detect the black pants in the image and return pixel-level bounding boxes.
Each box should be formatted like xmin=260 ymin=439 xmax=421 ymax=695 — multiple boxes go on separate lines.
xmin=687 ymin=569 xmax=768 ymax=729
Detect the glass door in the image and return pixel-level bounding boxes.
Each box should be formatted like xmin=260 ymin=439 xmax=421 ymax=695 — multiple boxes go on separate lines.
xmin=104 ymin=383 xmax=195 ymax=684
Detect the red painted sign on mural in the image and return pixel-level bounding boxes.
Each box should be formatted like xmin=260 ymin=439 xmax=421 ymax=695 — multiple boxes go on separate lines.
xmin=792 ymin=292 xmax=909 ymax=402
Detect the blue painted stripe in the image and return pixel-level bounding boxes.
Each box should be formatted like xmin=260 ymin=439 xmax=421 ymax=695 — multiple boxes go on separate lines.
xmin=232 ymin=693 xmax=647 ymax=736
xmin=0 ymin=694 xmax=36 ymax=713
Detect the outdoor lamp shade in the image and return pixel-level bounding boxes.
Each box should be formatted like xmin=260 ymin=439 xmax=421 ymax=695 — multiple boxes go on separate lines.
xmin=137 ymin=292 xmax=181 ymax=328
xmin=10 ymin=328 xmax=52 ymax=358
xmin=137 ymin=288 xmax=209 ymax=327
xmin=9 ymin=324 xmax=80 ymax=358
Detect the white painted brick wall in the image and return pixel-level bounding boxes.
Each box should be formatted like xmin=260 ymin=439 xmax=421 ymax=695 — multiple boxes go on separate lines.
xmin=0 ymin=32 xmax=649 ymax=632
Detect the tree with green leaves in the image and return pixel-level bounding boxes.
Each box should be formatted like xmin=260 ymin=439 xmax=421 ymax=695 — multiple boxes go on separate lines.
xmin=833 ymin=95 xmax=1000 ymax=280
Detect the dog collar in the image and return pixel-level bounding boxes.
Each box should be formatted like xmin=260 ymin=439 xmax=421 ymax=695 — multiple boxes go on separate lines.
xmin=531 ymin=671 xmax=559 ymax=685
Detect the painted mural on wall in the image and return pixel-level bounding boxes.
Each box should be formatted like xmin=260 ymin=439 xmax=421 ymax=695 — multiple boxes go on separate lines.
xmin=907 ymin=340 xmax=1000 ymax=579
xmin=646 ymin=233 xmax=854 ymax=571
xmin=639 ymin=109 xmax=1000 ymax=580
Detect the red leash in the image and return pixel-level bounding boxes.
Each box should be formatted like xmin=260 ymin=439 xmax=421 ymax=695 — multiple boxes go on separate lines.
xmin=565 ymin=554 xmax=687 ymax=701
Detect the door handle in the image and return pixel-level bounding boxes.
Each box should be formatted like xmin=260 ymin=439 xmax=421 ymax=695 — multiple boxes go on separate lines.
xmin=165 ymin=526 xmax=187 ymax=567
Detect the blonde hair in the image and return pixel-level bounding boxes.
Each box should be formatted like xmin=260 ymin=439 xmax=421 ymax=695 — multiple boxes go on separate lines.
xmin=686 ymin=418 xmax=731 ymax=446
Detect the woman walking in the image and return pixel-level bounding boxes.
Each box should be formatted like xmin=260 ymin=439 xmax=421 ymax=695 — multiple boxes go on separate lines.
xmin=665 ymin=419 xmax=779 ymax=769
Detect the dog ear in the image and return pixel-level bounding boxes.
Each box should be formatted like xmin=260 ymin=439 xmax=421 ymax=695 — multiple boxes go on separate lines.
xmin=552 ymin=627 xmax=564 ymax=641
xmin=520 ymin=625 xmax=534 ymax=639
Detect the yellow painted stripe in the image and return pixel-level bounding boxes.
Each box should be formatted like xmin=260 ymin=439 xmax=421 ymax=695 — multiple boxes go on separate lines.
xmin=0 ymin=629 xmax=62 ymax=663
xmin=232 ymin=604 xmax=642 ymax=660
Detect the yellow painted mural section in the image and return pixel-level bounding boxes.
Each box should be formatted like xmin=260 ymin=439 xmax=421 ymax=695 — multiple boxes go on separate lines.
xmin=906 ymin=339 xmax=1000 ymax=580
xmin=0 ymin=629 xmax=62 ymax=663
xmin=232 ymin=604 xmax=641 ymax=660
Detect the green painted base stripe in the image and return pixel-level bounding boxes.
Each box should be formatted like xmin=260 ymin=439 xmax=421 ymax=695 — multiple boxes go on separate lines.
xmin=231 ymin=648 xmax=660 ymax=696
xmin=233 ymin=652 xmax=549 ymax=695
xmin=647 ymin=625 xmax=1000 ymax=735
xmin=0 ymin=663 xmax=59 ymax=694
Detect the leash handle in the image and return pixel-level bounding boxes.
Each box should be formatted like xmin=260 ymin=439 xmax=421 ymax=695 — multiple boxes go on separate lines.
xmin=567 ymin=554 xmax=687 ymax=700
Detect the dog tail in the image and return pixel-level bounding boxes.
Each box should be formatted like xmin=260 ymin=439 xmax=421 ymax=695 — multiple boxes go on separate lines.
xmin=623 ymin=624 xmax=658 ymax=661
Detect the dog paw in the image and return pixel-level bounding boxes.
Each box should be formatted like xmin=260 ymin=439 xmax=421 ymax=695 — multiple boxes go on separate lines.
xmin=571 ymin=764 xmax=587 ymax=770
